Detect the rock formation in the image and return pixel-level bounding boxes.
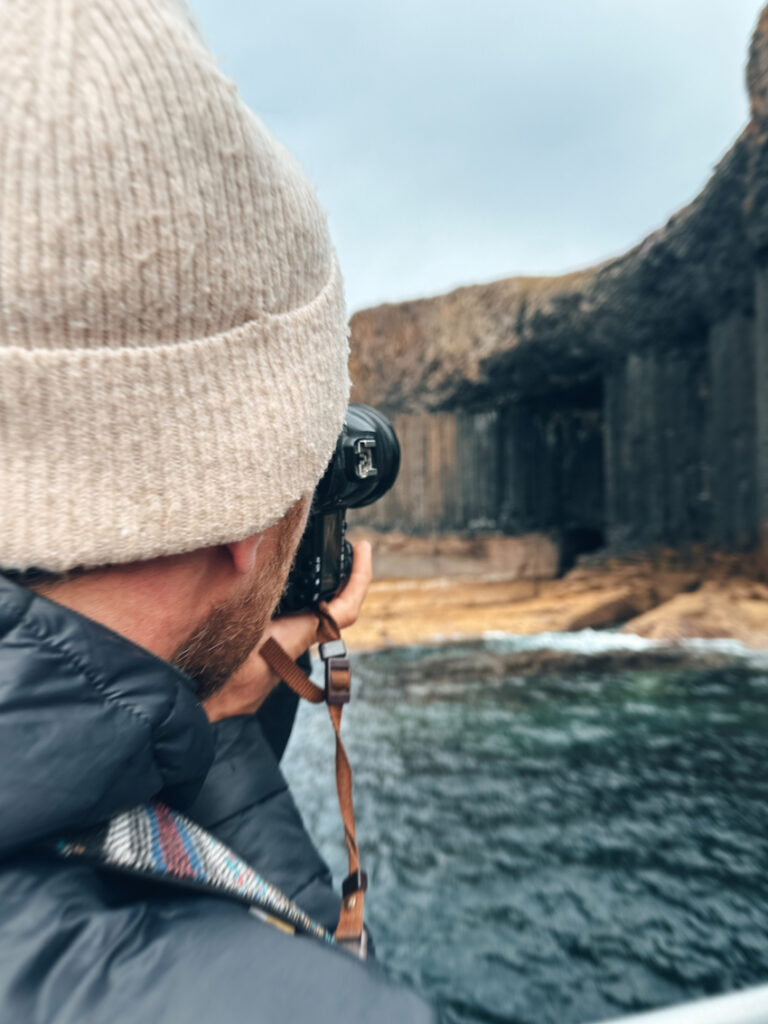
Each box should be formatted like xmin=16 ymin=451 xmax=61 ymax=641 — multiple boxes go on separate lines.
xmin=349 ymin=7 xmax=768 ymax=563
xmin=350 ymin=142 xmax=750 ymax=412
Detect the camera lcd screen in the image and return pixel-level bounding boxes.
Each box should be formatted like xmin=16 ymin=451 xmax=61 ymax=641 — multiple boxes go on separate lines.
xmin=320 ymin=511 xmax=342 ymax=594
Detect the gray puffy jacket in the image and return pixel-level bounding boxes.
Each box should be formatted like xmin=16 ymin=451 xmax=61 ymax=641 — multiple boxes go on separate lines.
xmin=0 ymin=575 xmax=437 ymax=1024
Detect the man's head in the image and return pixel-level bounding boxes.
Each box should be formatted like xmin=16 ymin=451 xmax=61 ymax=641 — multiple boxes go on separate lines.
xmin=0 ymin=0 xmax=349 ymax=576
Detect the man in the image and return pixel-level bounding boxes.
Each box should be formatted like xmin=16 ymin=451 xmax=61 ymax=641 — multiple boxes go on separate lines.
xmin=0 ymin=1 xmax=437 ymax=1021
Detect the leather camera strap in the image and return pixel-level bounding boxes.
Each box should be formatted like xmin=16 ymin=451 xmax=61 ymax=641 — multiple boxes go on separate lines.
xmin=260 ymin=602 xmax=367 ymax=960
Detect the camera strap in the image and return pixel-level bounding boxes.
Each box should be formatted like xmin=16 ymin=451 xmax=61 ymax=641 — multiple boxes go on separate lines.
xmin=260 ymin=603 xmax=368 ymax=960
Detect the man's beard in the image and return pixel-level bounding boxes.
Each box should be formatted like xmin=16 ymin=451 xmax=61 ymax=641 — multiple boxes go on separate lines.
xmin=171 ymin=500 xmax=308 ymax=700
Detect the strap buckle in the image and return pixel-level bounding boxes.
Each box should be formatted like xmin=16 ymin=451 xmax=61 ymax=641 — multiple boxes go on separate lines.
xmin=324 ymin=657 xmax=351 ymax=706
xmin=320 ymin=638 xmax=351 ymax=707
xmin=342 ymin=869 xmax=368 ymax=898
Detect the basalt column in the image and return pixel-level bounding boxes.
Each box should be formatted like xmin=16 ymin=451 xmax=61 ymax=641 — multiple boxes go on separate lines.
xmin=604 ymin=349 xmax=710 ymax=550
xmin=755 ymin=269 xmax=768 ymax=548
xmin=707 ymin=313 xmax=757 ymax=549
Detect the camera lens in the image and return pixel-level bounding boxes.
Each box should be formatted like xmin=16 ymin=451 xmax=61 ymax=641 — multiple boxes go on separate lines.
xmin=314 ymin=403 xmax=401 ymax=512
xmin=343 ymin=404 xmax=401 ymax=508
xmin=280 ymin=404 xmax=400 ymax=613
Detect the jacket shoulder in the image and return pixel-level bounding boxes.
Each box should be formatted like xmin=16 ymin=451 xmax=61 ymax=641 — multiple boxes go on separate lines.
xmin=0 ymin=857 xmax=438 ymax=1024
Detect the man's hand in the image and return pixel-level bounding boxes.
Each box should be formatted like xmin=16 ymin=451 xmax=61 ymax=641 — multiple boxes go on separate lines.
xmin=203 ymin=541 xmax=373 ymax=722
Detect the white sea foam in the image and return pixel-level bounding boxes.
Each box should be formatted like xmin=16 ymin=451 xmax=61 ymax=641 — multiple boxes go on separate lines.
xmin=481 ymin=628 xmax=768 ymax=667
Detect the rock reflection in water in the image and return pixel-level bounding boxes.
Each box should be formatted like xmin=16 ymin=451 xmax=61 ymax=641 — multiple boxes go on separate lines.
xmin=282 ymin=640 xmax=768 ymax=1024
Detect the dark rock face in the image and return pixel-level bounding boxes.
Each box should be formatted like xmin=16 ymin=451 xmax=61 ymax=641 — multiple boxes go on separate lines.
xmin=349 ymin=143 xmax=752 ymax=412
xmin=746 ymin=8 xmax=768 ymax=256
xmin=350 ymin=7 xmax=768 ymax=558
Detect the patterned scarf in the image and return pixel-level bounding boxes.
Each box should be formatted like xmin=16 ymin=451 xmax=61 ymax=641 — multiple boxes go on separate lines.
xmin=54 ymin=800 xmax=333 ymax=944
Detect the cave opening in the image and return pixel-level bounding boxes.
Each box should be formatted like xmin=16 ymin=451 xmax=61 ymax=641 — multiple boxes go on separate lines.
xmin=559 ymin=526 xmax=606 ymax=573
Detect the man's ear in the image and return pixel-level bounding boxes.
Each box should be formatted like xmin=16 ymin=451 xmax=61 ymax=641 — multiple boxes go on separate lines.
xmin=225 ymin=533 xmax=265 ymax=576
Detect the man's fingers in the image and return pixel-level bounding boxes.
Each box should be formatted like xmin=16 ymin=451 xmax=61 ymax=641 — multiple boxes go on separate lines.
xmin=327 ymin=540 xmax=372 ymax=628
xmin=264 ymin=540 xmax=372 ymax=663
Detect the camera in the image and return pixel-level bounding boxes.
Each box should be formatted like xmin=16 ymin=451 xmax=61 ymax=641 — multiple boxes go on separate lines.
xmin=279 ymin=404 xmax=401 ymax=614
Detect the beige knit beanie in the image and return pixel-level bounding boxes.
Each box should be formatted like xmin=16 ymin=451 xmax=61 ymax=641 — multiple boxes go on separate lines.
xmin=0 ymin=0 xmax=350 ymax=572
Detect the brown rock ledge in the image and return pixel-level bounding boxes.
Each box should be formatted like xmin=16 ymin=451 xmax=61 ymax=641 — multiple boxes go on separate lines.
xmin=344 ymin=537 xmax=768 ymax=654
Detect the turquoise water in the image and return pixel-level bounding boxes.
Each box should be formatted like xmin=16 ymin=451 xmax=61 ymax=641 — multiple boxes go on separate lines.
xmin=282 ymin=636 xmax=768 ymax=1024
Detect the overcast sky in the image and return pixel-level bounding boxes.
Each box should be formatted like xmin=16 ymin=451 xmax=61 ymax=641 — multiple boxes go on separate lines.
xmin=190 ymin=1 xmax=763 ymax=313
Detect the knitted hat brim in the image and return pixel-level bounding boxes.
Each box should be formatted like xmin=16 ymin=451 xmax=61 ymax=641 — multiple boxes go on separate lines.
xmin=0 ymin=259 xmax=349 ymax=572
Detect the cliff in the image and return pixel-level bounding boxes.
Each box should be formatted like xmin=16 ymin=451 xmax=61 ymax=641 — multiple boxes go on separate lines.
xmin=348 ymin=8 xmax=768 ymax=562
xmin=350 ymin=139 xmax=751 ymax=412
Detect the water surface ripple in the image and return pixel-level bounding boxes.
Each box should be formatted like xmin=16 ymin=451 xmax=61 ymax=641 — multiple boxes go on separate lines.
xmin=282 ymin=640 xmax=768 ymax=1024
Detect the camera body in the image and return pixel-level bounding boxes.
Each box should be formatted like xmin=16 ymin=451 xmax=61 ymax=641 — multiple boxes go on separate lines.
xmin=279 ymin=404 xmax=400 ymax=614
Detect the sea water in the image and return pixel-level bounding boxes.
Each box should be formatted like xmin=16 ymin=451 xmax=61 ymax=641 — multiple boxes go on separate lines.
xmin=282 ymin=634 xmax=768 ymax=1024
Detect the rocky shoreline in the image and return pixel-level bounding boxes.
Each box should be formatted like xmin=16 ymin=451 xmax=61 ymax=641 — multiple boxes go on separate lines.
xmin=345 ymin=531 xmax=768 ymax=668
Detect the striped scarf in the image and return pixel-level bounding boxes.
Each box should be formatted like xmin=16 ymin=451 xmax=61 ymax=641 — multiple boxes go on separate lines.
xmin=54 ymin=800 xmax=333 ymax=944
